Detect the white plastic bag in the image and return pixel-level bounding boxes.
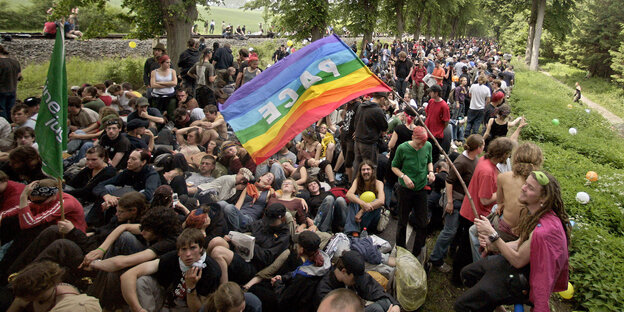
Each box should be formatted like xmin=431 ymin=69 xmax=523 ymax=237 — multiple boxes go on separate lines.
xmin=394 ymin=246 xmax=427 ymax=311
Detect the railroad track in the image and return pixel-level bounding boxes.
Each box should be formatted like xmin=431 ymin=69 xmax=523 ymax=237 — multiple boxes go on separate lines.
xmin=0 ymin=32 xmax=275 ymax=40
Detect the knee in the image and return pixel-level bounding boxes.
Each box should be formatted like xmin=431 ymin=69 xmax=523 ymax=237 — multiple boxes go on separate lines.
xmin=211 ymin=245 xmax=230 ymax=260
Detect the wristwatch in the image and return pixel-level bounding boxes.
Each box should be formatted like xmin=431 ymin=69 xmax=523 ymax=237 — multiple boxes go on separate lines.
xmin=488 ymin=232 xmax=500 ymax=243
xmin=186 ymin=287 xmax=196 ymax=294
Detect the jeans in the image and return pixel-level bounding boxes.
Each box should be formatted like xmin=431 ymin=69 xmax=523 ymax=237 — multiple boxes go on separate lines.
xmin=344 ymin=202 xmax=380 ymax=234
xmin=255 ymin=162 xmax=286 ymax=190
xmin=0 ymin=91 xmax=16 ymax=121
xmin=429 ymin=199 xmax=461 ymax=265
xmin=465 ymin=109 xmax=484 ymax=136
xmin=66 ymin=130 xmax=88 ymax=154
xmin=64 ymin=140 xmax=94 ymax=167
xmin=395 ymin=79 xmax=409 ymax=98
xmin=220 ymin=201 xmax=254 ymax=232
xmin=314 ymin=196 xmax=347 ymax=232
xmin=451 ymin=119 xmax=466 ymax=142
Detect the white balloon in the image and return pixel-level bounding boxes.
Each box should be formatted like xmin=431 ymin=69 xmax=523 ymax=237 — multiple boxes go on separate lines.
xmin=576 ymin=192 xmax=590 ymax=204
xmin=569 ymin=128 xmax=577 ymax=135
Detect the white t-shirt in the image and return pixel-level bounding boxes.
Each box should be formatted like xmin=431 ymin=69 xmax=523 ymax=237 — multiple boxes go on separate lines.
xmin=469 ymin=84 xmax=491 ymax=110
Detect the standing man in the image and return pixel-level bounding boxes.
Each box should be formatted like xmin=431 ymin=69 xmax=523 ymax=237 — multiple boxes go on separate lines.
xmin=465 ymin=75 xmax=491 ymax=136
xmin=392 ymin=52 xmax=412 ymax=98
xmin=391 ymin=126 xmax=434 ymax=262
xmin=409 ymin=59 xmax=427 ymax=106
xmin=178 ymin=39 xmax=200 ymax=90
xmin=213 ymin=43 xmax=234 ymax=73
xmin=143 ymin=43 xmax=166 ymax=99
xmin=352 ymin=93 xmax=388 ymax=175
xmin=209 ymin=19 xmax=215 ymax=34
xmin=424 ymin=84 xmax=450 ymax=164
xmin=0 ymin=45 xmax=21 ymax=122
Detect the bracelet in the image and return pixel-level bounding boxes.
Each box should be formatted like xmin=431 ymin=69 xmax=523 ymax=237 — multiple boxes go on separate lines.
xmin=400 ymin=174 xmax=405 ymax=179
xmin=97 ymin=247 xmax=107 ymax=253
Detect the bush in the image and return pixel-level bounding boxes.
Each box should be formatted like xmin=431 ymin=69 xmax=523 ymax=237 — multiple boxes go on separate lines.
xmin=511 ymin=63 xmax=624 ymax=311
xmin=103 ymin=57 xmax=144 ymax=91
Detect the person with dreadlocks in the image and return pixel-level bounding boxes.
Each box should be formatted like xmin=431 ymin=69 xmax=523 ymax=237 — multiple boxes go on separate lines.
xmin=454 ymin=171 xmax=570 ymax=312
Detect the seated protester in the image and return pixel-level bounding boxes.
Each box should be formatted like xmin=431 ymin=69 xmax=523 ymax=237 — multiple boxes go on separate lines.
xmin=317 ymin=123 xmax=337 ymax=164
xmin=83 ymin=207 xmax=182 ymax=311
xmin=126 ymin=118 xmax=155 ymax=152
xmin=176 ymin=88 xmax=199 ymax=110
xmin=120 ymin=228 xmax=221 ymax=312
xmin=96 ymin=118 xmax=131 ymax=170
xmin=82 ymin=86 xmax=106 ymax=113
xmin=117 ymin=82 xmax=140 ymax=114
xmin=94 ymin=84 xmax=113 ymax=107
xmin=159 ymin=167 xmax=189 ymax=196
xmin=173 ymin=106 xmax=193 ymax=130
xmin=305 ymin=178 xmax=347 ymax=233
xmin=0 ymin=146 xmax=46 ymax=184
xmin=5 ymin=192 xmax=148 ymax=280
xmin=317 ymin=288 xmax=366 ymax=312
xmin=67 ymin=106 xmax=120 ymax=152
xmin=186 ymin=155 xmax=217 ymax=195
xmin=315 ymin=250 xmax=399 ymax=312
xmin=202 ymin=282 xmax=262 ymax=312
xmin=255 ymin=157 xmax=287 ymax=190
xmin=218 ymin=141 xmax=257 ymax=175
xmin=7 ymin=261 xmax=102 ymax=312
xmin=0 ymin=116 xmax=13 ymax=152
xmin=91 ymin=149 xmax=161 ymax=225
xmin=0 ymin=169 xmax=25 ymax=214
xmin=303 ymin=158 xmax=336 ymax=188
xmin=191 ymin=104 xmax=227 ymax=145
xmin=184 ymin=204 xmax=228 ymax=251
xmin=151 ymin=184 xmax=194 ymax=221
xmin=344 ymin=160 xmax=385 ymax=235
xmin=271 ymin=143 xmax=297 ymax=165
xmin=222 ymin=172 xmax=275 ymax=232
xmin=127 ymin=97 xmax=165 ymax=130
xmin=12 ymin=126 xmax=38 ymax=152
xmin=281 ymin=158 xmax=308 ymax=189
xmin=175 ymin=125 xmax=206 ymax=164
xmin=197 ymin=167 xmax=253 ymax=205
xmin=65 ymin=146 xmax=117 ymax=206
xmin=253 ymin=230 xmax=331 ymax=312
xmin=0 ymin=179 xmax=85 ymax=279
xmin=211 ymin=203 xmax=290 ymax=285
xmin=67 ymin=96 xmax=99 ymax=154
xmin=456 ymin=171 xmax=570 ymax=312
xmin=268 ymin=178 xmax=313 ymax=231
xmin=10 ymin=103 xmax=36 ymax=130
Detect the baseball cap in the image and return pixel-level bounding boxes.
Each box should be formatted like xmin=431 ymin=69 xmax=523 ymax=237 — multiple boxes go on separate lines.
xmin=126 ymin=118 xmax=149 ymax=131
xmin=23 ymin=97 xmax=41 ymax=107
xmin=491 ymin=91 xmax=505 ymax=103
xmin=264 ymin=203 xmax=286 ymax=220
xmin=136 ymin=97 xmax=149 ymax=107
xmin=298 ymin=230 xmax=320 ymax=252
xmin=340 ymin=250 xmax=365 ymax=276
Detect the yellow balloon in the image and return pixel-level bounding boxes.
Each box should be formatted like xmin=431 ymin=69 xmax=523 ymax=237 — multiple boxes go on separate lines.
xmin=287 ymin=40 xmax=293 ymax=47
xmin=129 ymin=41 xmax=137 ymax=48
xmin=360 ymin=191 xmax=376 ymax=203
xmin=585 ymin=171 xmax=598 ymax=182
xmin=558 ymin=282 xmax=574 ymax=299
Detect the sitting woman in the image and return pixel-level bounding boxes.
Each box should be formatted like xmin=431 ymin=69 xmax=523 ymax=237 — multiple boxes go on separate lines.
xmin=455 ymin=171 xmax=570 ymax=312
xmin=297 ymin=128 xmax=336 ymax=187
xmin=65 ymin=146 xmax=117 ymax=208
xmin=201 ymin=282 xmax=262 ymax=312
xmin=218 ymin=141 xmax=257 ymax=175
xmin=269 ymin=179 xmax=315 ymax=232
xmin=184 ymin=203 xmax=228 ymax=254
xmin=281 ymin=159 xmax=308 ymax=190
xmin=221 ymin=172 xmax=275 ymax=232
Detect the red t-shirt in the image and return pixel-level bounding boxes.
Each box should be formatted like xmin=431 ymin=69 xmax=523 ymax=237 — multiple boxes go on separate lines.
xmin=99 ymin=95 xmax=113 ymax=106
xmin=425 ymin=99 xmax=450 ymax=139
xmin=44 ymin=22 xmax=57 ymax=34
xmin=0 ymin=181 xmax=25 ymax=213
xmin=460 ymin=156 xmax=498 ymax=222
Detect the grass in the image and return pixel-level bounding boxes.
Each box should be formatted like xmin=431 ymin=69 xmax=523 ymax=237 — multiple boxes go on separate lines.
xmin=540 ymin=60 xmax=624 ymax=121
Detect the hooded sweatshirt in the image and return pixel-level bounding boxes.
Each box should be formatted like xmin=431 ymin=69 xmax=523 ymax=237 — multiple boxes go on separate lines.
xmin=353 ymin=100 xmax=388 ymax=144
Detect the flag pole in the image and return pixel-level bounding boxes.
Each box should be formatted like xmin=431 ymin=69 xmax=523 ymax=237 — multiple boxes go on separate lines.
xmin=57 ymin=178 xmax=65 ymax=221
xmin=392 ymin=90 xmax=478 ymax=218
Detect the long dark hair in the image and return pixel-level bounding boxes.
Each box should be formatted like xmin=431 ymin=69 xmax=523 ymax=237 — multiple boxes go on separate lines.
xmin=355 ymin=159 xmax=377 ymax=196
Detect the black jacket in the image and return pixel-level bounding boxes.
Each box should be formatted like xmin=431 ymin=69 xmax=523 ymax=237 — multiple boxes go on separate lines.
xmin=248 ymin=219 xmax=290 ymax=271
xmin=143 ymin=57 xmax=160 ymax=86
xmin=353 ymin=100 xmax=388 ymax=144
xmin=213 ymin=46 xmax=233 ymax=70
xmin=315 ymin=269 xmax=398 ymax=310
xmin=178 ymin=48 xmax=200 ymax=76
xmin=93 ymin=164 xmax=161 ymax=201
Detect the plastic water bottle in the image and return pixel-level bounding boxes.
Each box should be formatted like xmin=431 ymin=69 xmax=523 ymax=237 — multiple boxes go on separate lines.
xmin=361 ymin=227 xmax=368 ymax=238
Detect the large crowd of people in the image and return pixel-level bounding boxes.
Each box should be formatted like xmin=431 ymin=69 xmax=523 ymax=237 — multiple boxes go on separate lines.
xmin=0 ymin=35 xmax=570 ymax=312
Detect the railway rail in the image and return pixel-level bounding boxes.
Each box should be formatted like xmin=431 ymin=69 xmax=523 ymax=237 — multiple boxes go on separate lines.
xmin=0 ymin=32 xmax=274 ymax=40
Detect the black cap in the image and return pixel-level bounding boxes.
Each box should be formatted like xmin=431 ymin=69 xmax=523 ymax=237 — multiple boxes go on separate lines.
xmin=264 ymin=203 xmax=286 ymax=220
xmin=340 ymin=250 xmax=365 ymax=276
xmin=127 ymin=118 xmax=149 ymax=131
xmin=298 ymin=230 xmax=320 ymax=252
xmin=24 ymin=97 xmax=41 ymax=107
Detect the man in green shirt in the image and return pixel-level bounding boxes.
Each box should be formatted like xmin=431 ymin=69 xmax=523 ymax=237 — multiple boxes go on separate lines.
xmin=391 ymin=126 xmax=434 ymax=262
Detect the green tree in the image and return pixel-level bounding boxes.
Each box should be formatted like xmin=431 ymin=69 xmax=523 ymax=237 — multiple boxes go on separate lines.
xmin=610 ymin=28 xmax=624 ymax=84
xmin=244 ymin=0 xmax=329 ymax=41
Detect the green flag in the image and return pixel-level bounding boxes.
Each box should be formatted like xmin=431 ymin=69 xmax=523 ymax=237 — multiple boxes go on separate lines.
xmin=35 ymin=25 xmax=68 ymax=178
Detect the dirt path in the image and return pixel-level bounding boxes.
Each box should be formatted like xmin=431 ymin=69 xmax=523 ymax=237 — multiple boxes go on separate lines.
xmin=540 ymin=71 xmax=624 ymax=136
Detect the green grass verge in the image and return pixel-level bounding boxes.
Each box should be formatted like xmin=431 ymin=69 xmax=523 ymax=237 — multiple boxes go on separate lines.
xmin=510 ymin=64 xmax=624 ymax=311
xmin=540 ymin=61 xmax=624 ymax=121
xmin=197 ymin=6 xmax=265 ymax=34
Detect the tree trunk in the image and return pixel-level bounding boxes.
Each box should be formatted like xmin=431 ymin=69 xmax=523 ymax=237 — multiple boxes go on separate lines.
xmin=434 ymin=21 xmax=441 ymax=42
xmin=529 ymin=0 xmax=545 ymax=71
xmin=424 ymin=15 xmax=431 ymax=41
xmin=413 ymin=11 xmax=423 ymax=40
xmin=311 ymin=26 xmax=323 ymax=42
xmin=525 ymin=0 xmax=538 ymax=64
xmin=450 ymin=18 xmax=457 ymax=40
xmin=395 ymin=0 xmax=405 ymax=39
xmin=161 ymin=0 xmax=198 ymax=70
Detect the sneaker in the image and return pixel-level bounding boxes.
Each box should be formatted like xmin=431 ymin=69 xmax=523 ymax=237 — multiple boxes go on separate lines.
xmin=434 ymin=262 xmax=452 ymax=273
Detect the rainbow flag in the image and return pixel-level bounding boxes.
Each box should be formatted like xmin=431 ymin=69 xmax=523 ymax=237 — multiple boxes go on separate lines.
xmin=220 ymin=34 xmax=391 ymax=164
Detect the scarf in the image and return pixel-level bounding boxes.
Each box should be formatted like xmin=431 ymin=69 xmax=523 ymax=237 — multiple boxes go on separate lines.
xmin=179 ymin=252 xmax=207 ymax=274
xmin=246 ymin=183 xmax=274 ymax=204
